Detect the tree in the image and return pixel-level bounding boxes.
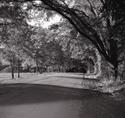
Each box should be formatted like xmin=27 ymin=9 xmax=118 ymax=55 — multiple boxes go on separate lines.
xmin=48 ymin=19 xmax=101 ymax=76
xmin=0 ymin=15 xmax=30 ymax=78
xmin=31 ymin=29 xmax=67 ymax=72
xmin=2 ymin=48 xmax=16 ymax=79
xmin=1 ymin=0 xmax=125 ymax=81
xmin=20 ymin=0 xmax=125 ymax=80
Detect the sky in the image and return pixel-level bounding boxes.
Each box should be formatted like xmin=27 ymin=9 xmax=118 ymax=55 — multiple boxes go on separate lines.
xmin=27 ymin=13 xmax=61 ymax=28
xmin=0 ymin=45 xmax=4 ymax=49
xmin=26 ymin=0 xmax=75 ymax=28
xmin=24 ymin=0 xmax=77 ymax=28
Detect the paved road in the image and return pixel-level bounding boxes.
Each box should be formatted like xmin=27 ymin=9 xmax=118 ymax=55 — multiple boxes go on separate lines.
xmin=0 ymin=84 xmax=125 ymax=118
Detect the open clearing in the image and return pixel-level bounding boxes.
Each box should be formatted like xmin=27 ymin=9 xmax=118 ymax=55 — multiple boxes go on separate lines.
xmin=0 ymin=72 xmax=84 ymax=89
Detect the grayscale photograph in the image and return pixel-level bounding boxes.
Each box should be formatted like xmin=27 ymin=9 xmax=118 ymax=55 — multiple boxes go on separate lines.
xmin=0 ymin=0 xmax=125 ymax=118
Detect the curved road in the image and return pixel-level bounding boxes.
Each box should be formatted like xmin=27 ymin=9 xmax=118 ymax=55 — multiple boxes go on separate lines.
xmin=0 ymin=84 xmax=125 ymax=118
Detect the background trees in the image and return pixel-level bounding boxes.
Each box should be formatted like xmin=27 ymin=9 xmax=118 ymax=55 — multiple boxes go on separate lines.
xmin=24 ymin=0 xmax=125 ymax=80
xmin=0 ymin=0 xmax=125 ymax=81
xmin=48 ymin=19 xmax=101 ymax=77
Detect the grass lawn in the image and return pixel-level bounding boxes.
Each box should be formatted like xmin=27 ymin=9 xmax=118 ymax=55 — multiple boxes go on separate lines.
xmin=0 ymin=72 xmax=125 ymax=94
xmin=0 ymin=72 xmax=84 ymax=89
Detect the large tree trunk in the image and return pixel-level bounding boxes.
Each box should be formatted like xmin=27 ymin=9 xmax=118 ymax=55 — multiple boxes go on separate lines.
xmin=83 ymin=47 xmax=123 ymax=82
xmin=99 ymin=55 xmax=125 ymax=84
xmin=83 ymin=49 xmax=102 ymax=79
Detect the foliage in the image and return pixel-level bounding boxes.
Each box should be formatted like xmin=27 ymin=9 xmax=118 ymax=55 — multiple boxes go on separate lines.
xmin=0 ymin=0 xmax=125 ymax=81
xmin=24 ymin=0 xmax=125 ymax=80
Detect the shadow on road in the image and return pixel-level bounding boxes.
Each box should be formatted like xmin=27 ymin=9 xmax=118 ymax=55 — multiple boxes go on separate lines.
xmin=0 ymin=84 xmax=125 ymax=118
xmin=0 ymin=83 xmax=102 ymax=106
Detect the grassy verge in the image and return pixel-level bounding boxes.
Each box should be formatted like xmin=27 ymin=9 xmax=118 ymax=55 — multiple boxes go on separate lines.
xmin=81 ymin=78 xmax=125 ymax=94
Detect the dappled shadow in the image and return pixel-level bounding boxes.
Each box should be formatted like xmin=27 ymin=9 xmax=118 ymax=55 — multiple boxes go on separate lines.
xmin=0 ymin=83 xmax=102 ymax=106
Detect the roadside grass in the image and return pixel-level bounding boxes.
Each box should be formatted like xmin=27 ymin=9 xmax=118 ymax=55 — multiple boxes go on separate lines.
xmin=0 ymin=72 xmax=125 ymax=94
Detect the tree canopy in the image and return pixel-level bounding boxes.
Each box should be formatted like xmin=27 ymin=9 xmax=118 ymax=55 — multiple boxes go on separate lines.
xmin=0 ymin=0 xmax=125 ymax=80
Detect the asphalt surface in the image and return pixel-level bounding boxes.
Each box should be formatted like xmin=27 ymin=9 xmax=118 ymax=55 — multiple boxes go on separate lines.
xmin=0 ymin=84 xmax=125 ymax=118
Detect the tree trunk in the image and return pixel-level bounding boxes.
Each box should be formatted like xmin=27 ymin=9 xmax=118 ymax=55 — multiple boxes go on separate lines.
xmin=11 ymin=65 xmax=14 ymax=79
xmin=100 ymin=55 xmax=120 ymax=82
xmin=114 ymin=65 xmax=118 ymax=80
xmin=17 ymin=59 xmax=20 ymax=78
xmin=36 ymin=58 xmax=39 ymax=73
xmin=11 ymin=57 xmax=14 ymax=79
xmin=18 ymin=69 xmax=20 ymax=78
xmin=83 ymin=49 xmax=102 ymax=79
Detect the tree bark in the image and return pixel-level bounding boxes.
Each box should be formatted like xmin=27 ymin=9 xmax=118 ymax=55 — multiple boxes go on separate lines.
xmin=11 ymin=56 xmax=14 ymax=79
xmin=83 ymin=49 xmax=102 ymax=79
xmin=17 ymin=59 xmax=20 ymax=78
xmin=100 ymin=56 xmax=119 ymax=81
xmin=36 ymin=58 xmax=39 ymax=73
